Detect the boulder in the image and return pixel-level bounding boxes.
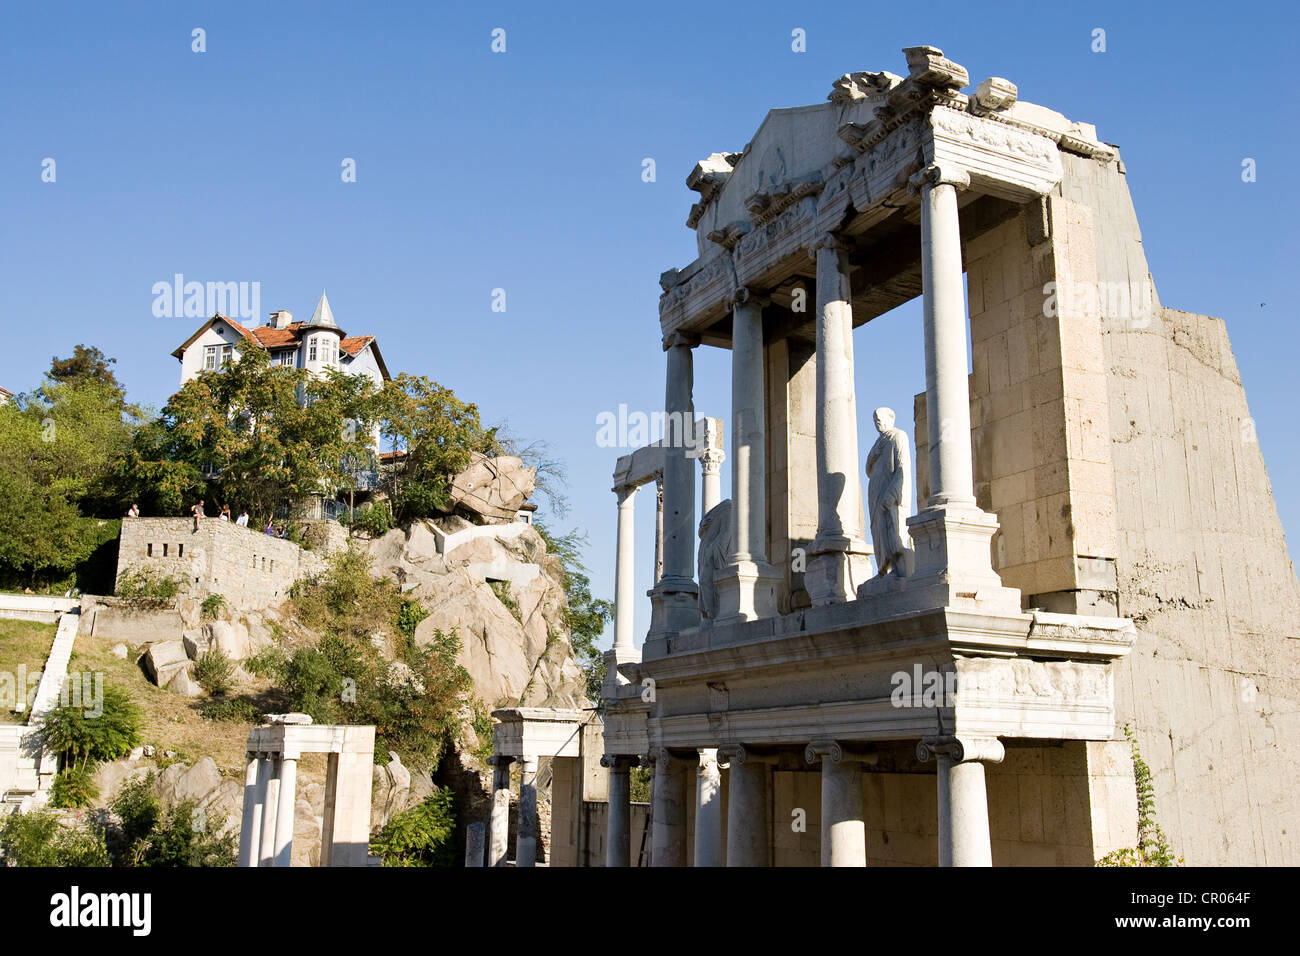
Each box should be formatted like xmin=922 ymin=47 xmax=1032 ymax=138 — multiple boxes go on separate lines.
xmin=207 ymin=620 xmax=251 ymax=660
xmin=447 ymin=453 xmax=536 ymax=523
xmin=143 ymin=640 xmax=190 ymax=687
xmin=168 ymin=667 xmax=203 ymax=698
xmin=182 ymin=628 xmax=210 ymax=661
xmin=109 ymin=643 xmax=128 ymax=659
xmin=371 ymin=752 xmax=414 ymax=829
xmin=157 ymin=757 xmax=224 ymax=806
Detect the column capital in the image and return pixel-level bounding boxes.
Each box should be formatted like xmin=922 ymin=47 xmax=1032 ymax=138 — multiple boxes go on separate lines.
xmin=697 ymin=447 xmax=725 ymax=475
xmin=486 ymin=754 xmax=516 ymax=768
xmin=916 ymin=735 xmax=1005 ymax=765
xmin=717 ymin=744 xmax=780 ymax=766
xmin=908 ymin=163 xmax=971 ymax=193
xmin=804 ymin=740 xmax=879 ymax=766
xmin=614 ymin=483 xmax=637 ymax=505
xmin=809 ymin=232 xmax=852 ymax=255
xmin=600 ymin=754 xmax=640 ymax=771
xmin=662 ymin=331 xmax=701 ymax=351
xmin=727 ymin=286 xmax=770 ymax=311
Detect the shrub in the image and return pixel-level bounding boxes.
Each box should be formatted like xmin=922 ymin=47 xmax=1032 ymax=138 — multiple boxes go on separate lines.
xmin=200 ymin=593 xmax=226 ymax=619
xmin=369 ymin=788 xmax=456 ymax=866
xmin=1096 ymin=725 xmax=1181 ymax=867
xmin=242 ymin=645 xmax=287 ymax=681
xmin=344 ymin=501 xmax=393 ymax=537
xmin=108 ymin=774 xmax=237 ymax=867
xmin=397 ymin=598 xmax=428 ymax=638
xmin=49 ymin=765 xmax=100 ymax=808
xmin=39 ymin=682 xmax=141 ymax=771
xmin=193 ymin=647 xmax=236 ymax=696
xmin=115 ymin=565 xmax=181 ymax=608
xmin=0 ymin=810 xmax=110 ymax=867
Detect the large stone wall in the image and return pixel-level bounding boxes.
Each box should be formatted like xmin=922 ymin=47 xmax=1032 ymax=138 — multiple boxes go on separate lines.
xmin=115 ymin=517 xmax=328 ymax=610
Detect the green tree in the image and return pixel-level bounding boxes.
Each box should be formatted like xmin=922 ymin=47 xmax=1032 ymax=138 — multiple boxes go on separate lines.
xmin=39 ymin=683 xmax=142 ymax=771
xmin=0 ymin=811 xmax=110 ymax=867
xmin=370 ymin=789 xmax=457 ymax=866
xmin=375 ymin=374 xmax=500 ymax=523
xmin=535 ymin=523 xmax=613 ymax=700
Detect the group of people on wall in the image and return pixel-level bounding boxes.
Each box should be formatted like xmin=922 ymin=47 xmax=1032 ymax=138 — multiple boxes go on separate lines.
xmin=124 ymin=500 xmax=291 ymax=538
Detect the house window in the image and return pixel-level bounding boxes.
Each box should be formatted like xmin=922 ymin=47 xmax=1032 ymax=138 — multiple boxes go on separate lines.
xmin=221 ymin=345 xmax=233 ymax=366
xmin=308 ymin=337 xmax=317 ymax=362
xmin=204 ymin=346 xmax=217 ymax=370
xmin=203 ymin=345 xmax=234 ymax=369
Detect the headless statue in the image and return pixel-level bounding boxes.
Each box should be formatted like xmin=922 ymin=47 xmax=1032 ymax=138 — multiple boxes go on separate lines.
xmin=866 ymin=407 xmax=911 ymax=577
xmin=697 ymin=499 xmax=734 ymax=619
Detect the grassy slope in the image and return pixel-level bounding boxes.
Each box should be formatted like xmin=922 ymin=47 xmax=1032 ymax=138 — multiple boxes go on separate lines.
xmin=0 ymin=619 xmax=57 ymax=724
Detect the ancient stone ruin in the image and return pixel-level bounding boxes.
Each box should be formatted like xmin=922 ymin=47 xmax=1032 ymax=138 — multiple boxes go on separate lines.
xmin=591 ymin=46 xmax=1300 ymax=867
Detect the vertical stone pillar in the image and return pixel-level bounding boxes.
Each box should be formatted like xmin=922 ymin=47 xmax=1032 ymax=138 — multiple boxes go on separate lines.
xmin=237 ymin=751 xmax=262 ymax=867
xmin=602 ymin=755 xmax=634 ymax=867
xmin=258 ymin=757 xmax=280 ymax=867
xmin=272 ymin=753 xmax=298 ymax=867
xmin=648 ymin=334 xmax=701 ymax=644
xmin=917 ymin=735 xmax=1004 ymax=867
xmin=516 ymin=755 xmax=539 ymax=867
xmin=904 ymin=165 xmax=1019 ymax=611
xmin=717 ymin=288 xmax=780 ymax=621
xmin=806 ymin=235 xmax=871 ymax=605
xmin=487 ymin=756 xmax=514 ymax=867
xmin=699 ymin=448 xmax=724 ymax=517
xmin=694 ymin=748 xmax=723 ymax=867
xmin=805 ymin=741 xmax=867 ymax=867
xmin=722 ymin=746 xmax=769 ymax=866
xmin=654 ymin=479 xmax=664 ymax=585
xmin=610 ymin=485 xmax=638 ymax=677
xmin=650 ymin=748 xmax=689 ymax=866
xmin=465 ymin=822 xmax=486 ymax=867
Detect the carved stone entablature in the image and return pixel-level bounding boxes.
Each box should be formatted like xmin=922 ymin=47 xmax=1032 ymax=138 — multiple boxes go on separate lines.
xmin=928 ymin=106 xmax=1063 ymax=201
xmin=658 ymin=253 xmax=733 ymax=332
xmin=902 ymin=45 xmax=970 ymax=90
xmin=686 ymin=203 xmax=705 ymax=229
xmin=845 ymin=116 xmax=926 ymax=216
xmin=732 ymin=194 xmax=820 ymax=291
xmin=972 ymin=77 xmax=1018 ymax=114
xmin=706 ymin=220 xmax=752 ymax=250
xmin=687 ymin=152 xmax=739 ymax=203
xmin=743 ymin=174 xmax=823 ymax=227
xmin=828 ymin=70 xmax=903 ymax=105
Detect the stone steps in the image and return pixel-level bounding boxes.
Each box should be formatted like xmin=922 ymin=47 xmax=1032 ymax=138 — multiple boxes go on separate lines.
xmin=28 ymin=610 xmax=80 ymax=720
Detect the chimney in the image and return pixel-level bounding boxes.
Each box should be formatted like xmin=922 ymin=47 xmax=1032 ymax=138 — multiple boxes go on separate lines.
xmin=270 ymin=309 xmax=293 ymax=329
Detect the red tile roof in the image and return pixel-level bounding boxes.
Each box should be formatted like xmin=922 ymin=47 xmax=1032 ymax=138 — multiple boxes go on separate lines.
xmin=174 ymin=314 xmax=389 ymax=379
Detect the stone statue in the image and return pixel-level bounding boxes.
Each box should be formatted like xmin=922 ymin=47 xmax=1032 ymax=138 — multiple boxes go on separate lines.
xmin=697 ymin=499 xmax=734 ymax=619
xmin=866 ymin=407 xmax=911 ymax=576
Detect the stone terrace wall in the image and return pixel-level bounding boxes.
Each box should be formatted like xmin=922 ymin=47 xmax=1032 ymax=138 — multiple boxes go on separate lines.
xmin=116 ymin=517 xmax=328 ymax=610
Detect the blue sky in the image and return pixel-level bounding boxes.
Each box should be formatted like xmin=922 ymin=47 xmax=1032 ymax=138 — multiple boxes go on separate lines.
xmin=1 ymin=1 xmax=1296 ymax=645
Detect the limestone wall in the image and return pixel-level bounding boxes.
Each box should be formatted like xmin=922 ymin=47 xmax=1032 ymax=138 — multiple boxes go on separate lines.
xmin=116 ymin=517 xmax=327 ymax=610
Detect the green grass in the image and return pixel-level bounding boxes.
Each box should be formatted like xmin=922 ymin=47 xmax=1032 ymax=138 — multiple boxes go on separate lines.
xmin=0 ymin=618 xmax=57 ymax=724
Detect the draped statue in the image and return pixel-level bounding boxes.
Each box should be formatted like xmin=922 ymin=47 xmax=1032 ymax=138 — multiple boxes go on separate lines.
xmin=866 ymin=407 xmax=912 ymax=577
xmin=697 ymin=499 xmax=734 ymax=619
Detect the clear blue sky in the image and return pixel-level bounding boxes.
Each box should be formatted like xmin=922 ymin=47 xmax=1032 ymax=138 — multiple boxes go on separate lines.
xmin=2 ymin=1 xmax=1297 ymax=646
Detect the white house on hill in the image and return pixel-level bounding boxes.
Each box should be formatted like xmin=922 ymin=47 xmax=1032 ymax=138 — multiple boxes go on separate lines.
xmin=170 ymin=292 xmax=390 ymax=387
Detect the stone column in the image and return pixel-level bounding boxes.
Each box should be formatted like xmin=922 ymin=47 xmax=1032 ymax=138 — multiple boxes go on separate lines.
xmin=516 ymin=755 xmax=539 ymax=867
xmin=612 ymin=485 xmax=638 ymax=662
xmin=694 ymin=748 xmax=723 ymax=867
xmin=699 ymin=448 xmax=724 ymax=517
xmin=602 ymin=755 xmax=635 ymax=867
xmin=257 ymin=757 xmax=280 ymax=867
xmin=722 ymin=746 xmax=769 ymax=866
xmin=806 ymin=234 xmax=871 ymax=605
xmin=650 ymin=748 xmax=689 ymax=866
xmin=237 ymin=752 xmax=262 ymax=867
xmin=272 ymin=753 xmax=298 ymax=867
xmin=917 ymin=735 xmax=1004 ymax=867
xmin=805 ymin=741 xmax=867 ymax=867
xmin=487 ymin=756 xmax=513 ymax=867
xmin=903 ymin=165 xmax=1018 ymax=611
xmin=654 ymin=479 xmax=664 ymax=585
xmin=647 ymin=334 xmax=701 ymax=644
xmin=717 ymin=289 xmax=780 ymax=621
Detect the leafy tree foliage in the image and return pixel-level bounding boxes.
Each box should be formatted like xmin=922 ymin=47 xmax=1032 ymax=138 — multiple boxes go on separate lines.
xmin=369 ymin=789 xmax=457 ymax=866
xmin=39 ymin=683 xmax=142 ymax=771
xmin=535 ymin=522 xmax=613 ymax=700
xmin=0 ymin=811 xmax=110 ymax=867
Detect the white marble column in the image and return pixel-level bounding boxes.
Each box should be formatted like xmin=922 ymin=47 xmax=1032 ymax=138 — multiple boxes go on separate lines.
xmin=919 ymin=170 xmax=976 ymax=508
xmin=648 ymin=333 xmax=701 ymax=642
xmin=650 ymin=749 xmax=689 ymax=866
xmin=805 ymin=741 xmax=866 ymax=867
xmin=699 ymin=448 xmax=724 ymax=517
xmin=722 ymin=746 xmax=769 ymax=866
xmin=516 ymin=755 xmax=539 ymax=867
xmin=237 ymin=752 xmax=262 ymax=867
xmin=806 ymin=234 xmax=871 ymax=605
xmin=487 ymin=756 xmax=513 ymax=867
xmin=612 ymin=485 xmax=637 ymax=657
xmin=717 ymin=289 xmax=780 ymax=621
xmin=602 ymin=754 xmax=634 ymax=867
xmin=694 ymin=748 xmax=723 ymax=867
xmin=272 ymin=753 xmax=298 ymax=867
xmin=917 ymin=735 xmax=1004 ymax=867
xmin=903 ymin=165 xmax=1019 ymax=611
xmin=257 ymin=758 xmax=280 ymax=867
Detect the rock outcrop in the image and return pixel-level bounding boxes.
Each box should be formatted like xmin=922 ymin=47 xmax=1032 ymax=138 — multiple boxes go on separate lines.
xmin=448 ymin=454 xmax=536 ymax=524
